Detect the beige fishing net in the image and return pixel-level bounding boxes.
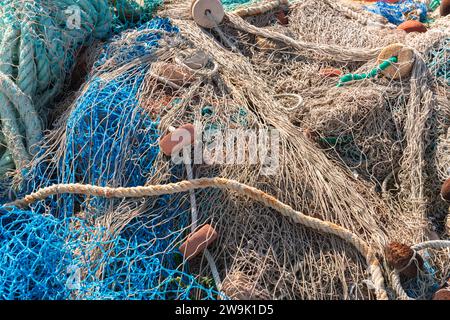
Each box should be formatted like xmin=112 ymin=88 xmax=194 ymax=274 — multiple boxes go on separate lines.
xmin=21 ymin=0 xmax=449 ymax=300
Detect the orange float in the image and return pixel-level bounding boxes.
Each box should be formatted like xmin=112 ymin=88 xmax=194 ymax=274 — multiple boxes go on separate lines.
xmin=319 ymin=67 xmax=343 ymax=78
xmin=159 ymin=124 xmax=195 ymax=156
xmin=397 ymin=20 xmax=427 ymax=33
xmin=441 ymin=178 xmax=450 ymax=202
xmin=179 ymin=224 xmax=218 ymax=260
xmin=441 ymin=0 xmax=450 ymax=17
xmin=433 ymin=287 xmax=450 ymax=300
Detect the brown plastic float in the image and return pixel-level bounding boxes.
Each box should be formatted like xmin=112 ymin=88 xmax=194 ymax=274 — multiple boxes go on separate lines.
xmin=441 ymin=0 xmax=450 ymax=17
xmin=179 ymin=224 xmax=218 ymax=260
xmin=159 ymin=124 xmax=196 ymax=156
xmin=319 ymin=67 xmax=343 ymax=77
xmin=397 ymin=20 xmax=427 ymax=33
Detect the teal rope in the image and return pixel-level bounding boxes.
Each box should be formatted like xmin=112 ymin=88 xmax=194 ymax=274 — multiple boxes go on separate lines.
xmin=0 ymin=0 xmax=114 ymax=175
xmin=429 ymin=0 xmax=441 ymax=11
xmin=337 ymin=56 xmax=398 ymax=87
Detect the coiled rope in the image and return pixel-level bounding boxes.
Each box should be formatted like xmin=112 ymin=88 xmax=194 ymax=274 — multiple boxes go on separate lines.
xmin=0 ymin=0 xmax=113 ymax=174
xmin=10 ymin=177 xmax=388 ymax=300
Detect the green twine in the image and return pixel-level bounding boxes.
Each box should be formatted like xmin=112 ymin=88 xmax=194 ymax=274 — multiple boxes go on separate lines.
xmin=320 ymin=136 xmax=353 ymax=146
xmin=337 ymin=56 xmax=398 ymax=87
xmin=429 ymin=0 xmax=441 ymax=11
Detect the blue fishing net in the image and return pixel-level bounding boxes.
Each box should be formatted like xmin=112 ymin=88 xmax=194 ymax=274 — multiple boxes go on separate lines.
xmin=0 ymin=17 xmax=221 ymax=300
xmin=0 ymin=205 xmax=220 ymax=300
xmin=364 ymin=0 xmax=428 ymax=25
xmin=427 ymin=37 xmax=450 ymax=85
xmin=221 ymin=0 xmax=263 ymax=11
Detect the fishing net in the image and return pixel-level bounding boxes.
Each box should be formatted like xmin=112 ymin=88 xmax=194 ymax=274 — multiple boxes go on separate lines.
xmin=153 ymin=0 xmax=450 ymax=299
xmin=0 ymin=17 xmax=220 ymax=300
xmin=0 ymin=205 xmax=221 ymax=300
xmin=0 ymin=0 xmax=166 ymax=177
xmin=0 ymin=0 xmax=449 ymax=301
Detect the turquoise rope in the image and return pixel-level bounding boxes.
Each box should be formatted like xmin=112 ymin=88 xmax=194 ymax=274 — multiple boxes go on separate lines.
xmin=429 ymin=0 xmax=441 ymax=11
xmin=0 ymin=0 xmax=115 ymax=176
xmin=337 ymin=56 xmax=398 ymax=87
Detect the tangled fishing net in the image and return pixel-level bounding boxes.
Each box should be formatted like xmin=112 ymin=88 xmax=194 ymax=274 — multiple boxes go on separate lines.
xmin=0 ymin=0 xmax=449 ymax=300
xmin=0 ymin=0 xmax=166 ymax=177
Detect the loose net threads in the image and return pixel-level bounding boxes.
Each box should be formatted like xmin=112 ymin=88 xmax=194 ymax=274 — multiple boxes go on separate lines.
xmin=1 ymin=0 xmax=449 ymax=301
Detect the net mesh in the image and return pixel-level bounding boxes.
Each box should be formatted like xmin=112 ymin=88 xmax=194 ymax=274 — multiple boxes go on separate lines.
xmin=1 ymin=17 xmax=221 ymax=300
xmin=0 ymin=0 xmax=449 ymax=301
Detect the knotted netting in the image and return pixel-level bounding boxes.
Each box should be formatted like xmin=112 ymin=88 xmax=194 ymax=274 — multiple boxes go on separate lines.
xmin=0 ymin=16 xmax=221 ymax=300
xmin=0 ymin=0 xmax=449 ymax=301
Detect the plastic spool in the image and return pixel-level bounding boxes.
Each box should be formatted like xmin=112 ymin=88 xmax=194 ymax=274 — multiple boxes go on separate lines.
xmin=151 ymin=62 xmax=196 ymax=86
xmin=376 ymin=43 xmax=414 ymax=79
xmin=191 ymin=0 xmax=225 ymax=28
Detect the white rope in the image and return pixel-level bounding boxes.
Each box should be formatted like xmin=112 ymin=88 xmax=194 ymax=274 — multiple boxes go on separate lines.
xmin=273 ymin=93 xmax=304 ymax=111
xmin=412 ymin=240 xmax=450 ymax=251
xmin=183 ymin=147 xmax=223 ymax=294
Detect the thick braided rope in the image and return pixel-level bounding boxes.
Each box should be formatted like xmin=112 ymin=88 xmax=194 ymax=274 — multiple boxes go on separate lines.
xmin=322 ymin=0 xmax=392 ymax=28
xmin=232 ymin=0 xmax=289 ymax=17
xmin=226 ymin=13 xmax=382 ymax=62
xmin=0 ymin=0 xmax=112 ymax=172
xmin=11 ymin=177 xmax=388 ymax=300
